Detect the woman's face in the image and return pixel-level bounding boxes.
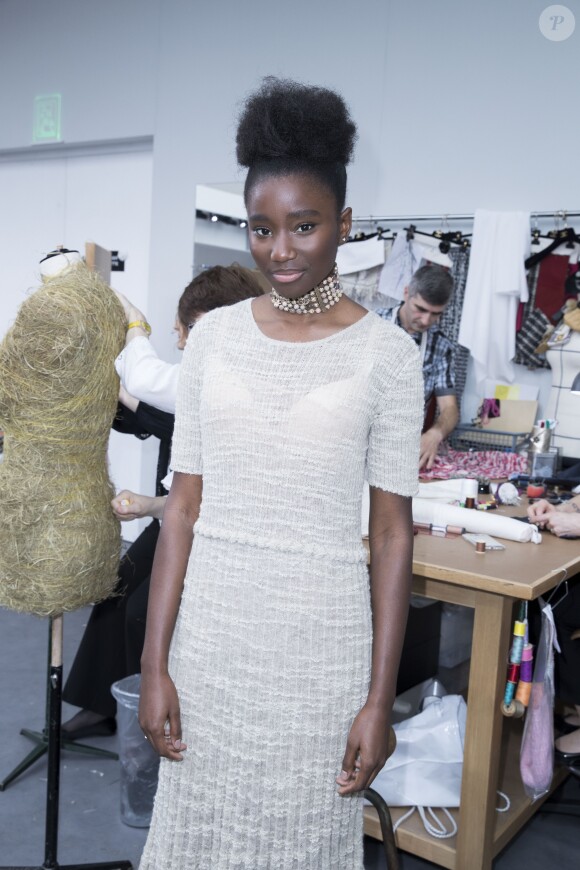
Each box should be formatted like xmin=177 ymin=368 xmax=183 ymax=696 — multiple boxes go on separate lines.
xmin=247 ymin=173 xmax=351 ymax=298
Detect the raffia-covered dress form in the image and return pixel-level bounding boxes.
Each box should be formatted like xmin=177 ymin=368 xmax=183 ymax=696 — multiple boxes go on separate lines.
xmin=139 ymin=299 xmax=422 ymax=870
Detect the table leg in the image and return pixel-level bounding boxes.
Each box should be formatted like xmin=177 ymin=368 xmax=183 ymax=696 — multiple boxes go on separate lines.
xmin=455 ymin=591 xmax=513 ymax=870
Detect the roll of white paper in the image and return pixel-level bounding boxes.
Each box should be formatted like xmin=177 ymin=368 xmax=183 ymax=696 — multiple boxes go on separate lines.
xmin=412 ymin=499 xmax=542 ymax=543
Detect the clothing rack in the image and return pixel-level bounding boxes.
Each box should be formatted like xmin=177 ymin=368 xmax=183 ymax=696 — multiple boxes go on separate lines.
xmin=351 ymin=210 xmax=580 ymax=224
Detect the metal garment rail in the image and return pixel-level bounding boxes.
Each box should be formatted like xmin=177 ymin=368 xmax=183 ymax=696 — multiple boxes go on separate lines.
xmin=351 ymin=210 xmax=580 ymax=223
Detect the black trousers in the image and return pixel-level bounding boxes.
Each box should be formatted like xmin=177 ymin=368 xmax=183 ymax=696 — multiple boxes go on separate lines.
xmin=553 ymin=575 xmax=580 ymax=708
xmin=63 ymin=520 xmax=159 ymax=717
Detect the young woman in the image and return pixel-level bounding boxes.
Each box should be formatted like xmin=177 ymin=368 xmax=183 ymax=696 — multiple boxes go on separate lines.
xmin=138 ymin=78 xmax=423 ymax=869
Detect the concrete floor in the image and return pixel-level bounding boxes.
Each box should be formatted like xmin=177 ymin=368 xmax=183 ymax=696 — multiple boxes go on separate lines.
xmin=0 ymin=605 xmax=578 ymax=869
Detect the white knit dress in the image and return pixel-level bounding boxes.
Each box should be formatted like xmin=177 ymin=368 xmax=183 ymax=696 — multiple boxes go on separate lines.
xmin=139 ymin=299 xmax=422 ymax=870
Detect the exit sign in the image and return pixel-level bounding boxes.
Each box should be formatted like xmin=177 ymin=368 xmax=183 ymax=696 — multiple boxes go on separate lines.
xmin=33 ymin=94 xmax=62 ymax=143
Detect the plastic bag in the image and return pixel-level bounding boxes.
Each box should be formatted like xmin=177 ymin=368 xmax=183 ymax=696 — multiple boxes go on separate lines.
xmin=520 ymin=599 xmax=560 ymax=801
xmin=369 ymin=695 xmax=511 ymax=838
xmin=371 ymin=695 xmax=466 ymax=809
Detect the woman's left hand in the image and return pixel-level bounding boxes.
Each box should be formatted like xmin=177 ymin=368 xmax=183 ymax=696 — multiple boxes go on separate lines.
xmin=336 ymin=702 xmax=393 ymax=796
xmin=546 ymin=511 xmax=580 ymax=538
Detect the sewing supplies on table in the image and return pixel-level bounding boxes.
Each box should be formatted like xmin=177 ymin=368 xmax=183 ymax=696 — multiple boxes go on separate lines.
xmin=477 ymin=498 xmax=498 ymax=511
xmin=414 ymin=522 xmax=465 ymax=539
xmin=462 ymin=478 xmax=479 ymax=509
xmin=462 ymin=533 xmax=505 ymax=552
xmin=492 ymin=481 xmax=521 ymax=506
xmin=526 ymin=483 xmax=546 ymax=499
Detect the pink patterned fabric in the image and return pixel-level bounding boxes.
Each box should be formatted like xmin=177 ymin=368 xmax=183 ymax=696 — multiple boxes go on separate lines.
xmin=420 ymin=449 xmax=528 ymax=481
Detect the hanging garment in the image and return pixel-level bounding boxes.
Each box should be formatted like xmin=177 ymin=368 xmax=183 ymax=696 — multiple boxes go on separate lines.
xmin=535 ymin=253 xmax=573 ymax=321
xmin=440 ymin=247 xmax=471 ymax=405
xmin=514 ymin=264 xmax=551 ymax=370
xmin=336 ymin=235 xmax=386 ymax=275
xmin=340 ymin=264 xmax=386 ymax=310
xmin=377 ymin=233 xmax=453 ymax=303
xmin=458 ymin=210 xmax=530 ymax=388
xmin=377 ymin=231 xmax=420 ymax=301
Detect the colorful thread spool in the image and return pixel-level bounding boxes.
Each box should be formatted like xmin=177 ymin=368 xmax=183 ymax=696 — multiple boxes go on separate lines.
xmin=515 ymin=642 xmax=534 ymax=707
xmin=501 ymin=699 xmax=526 ymax=718
xmin=503 ymin=619 xmax=527 ymax=705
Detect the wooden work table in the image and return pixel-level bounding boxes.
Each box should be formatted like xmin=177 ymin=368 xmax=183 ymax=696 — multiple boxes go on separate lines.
xmin=363 ymin=516 xmax=580 ymax=870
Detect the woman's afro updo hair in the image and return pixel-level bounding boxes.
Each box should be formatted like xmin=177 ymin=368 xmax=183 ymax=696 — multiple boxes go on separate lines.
xmin=236 ymin=77 xmax=357 ymax=210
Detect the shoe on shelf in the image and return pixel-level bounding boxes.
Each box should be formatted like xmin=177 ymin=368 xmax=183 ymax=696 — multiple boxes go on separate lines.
xmin=62 ymin=710 xmax=117 ymax=741
xmin=554 ymin=727 xmax=580 ymax=763
xmin=554 ymin=713 xmax=579 ymax=736
xmin=555 ymin=747 xmax=580 ymax=764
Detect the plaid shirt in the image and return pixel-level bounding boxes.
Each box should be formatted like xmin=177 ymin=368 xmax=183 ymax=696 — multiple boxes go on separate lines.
xmin=376 ymin=305 xmax=456 ymax=403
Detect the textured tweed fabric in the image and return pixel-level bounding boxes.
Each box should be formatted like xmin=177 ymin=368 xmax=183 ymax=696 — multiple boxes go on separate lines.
xmin=139 ymin=299 xmax=422 ymax=870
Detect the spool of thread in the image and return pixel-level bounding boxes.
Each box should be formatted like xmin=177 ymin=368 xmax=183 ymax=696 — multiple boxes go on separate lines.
xmin=522 ymin=642 xmax=534 ymax=661
xmin=504 ymin=680 xmax=518 ymax=704
xmin=527 ymin=483 xmax=545 ymax=499
xmin=463 ymin=478 xmax=479 ymax=499
xmin=475 ymin=540 xmax=486 ymax=552
xmin=501 ymin=699 xmax=526 ymax=718
xmin=514 ymin=642 xmax=534 ymax=708
xmin=515 ymin=680 xmax=532 ymax=707
xmin=509 ymin=621 xmax=526 ymax=663
xmin=465 ymin=497 xmax=476 ymax=510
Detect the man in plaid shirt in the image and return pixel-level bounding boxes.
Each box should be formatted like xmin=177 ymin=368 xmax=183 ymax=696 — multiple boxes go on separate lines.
xmin=376 ymin=264 xmax=458 ymax=470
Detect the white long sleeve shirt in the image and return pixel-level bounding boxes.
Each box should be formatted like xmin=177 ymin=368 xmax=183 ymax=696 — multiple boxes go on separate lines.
xmin=115 ymin=336 xmax=179 ymax=414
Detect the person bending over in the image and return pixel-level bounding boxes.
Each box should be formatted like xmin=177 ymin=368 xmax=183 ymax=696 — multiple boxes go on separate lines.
xmin=377 ymin=264 xmax=458 ymax=470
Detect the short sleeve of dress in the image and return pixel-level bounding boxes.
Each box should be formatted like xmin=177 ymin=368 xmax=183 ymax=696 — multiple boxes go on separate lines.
xmin=169 ymin=323 xmax=206 ymax=476
xmin=367 ymin=341 xmax=423 ymax=496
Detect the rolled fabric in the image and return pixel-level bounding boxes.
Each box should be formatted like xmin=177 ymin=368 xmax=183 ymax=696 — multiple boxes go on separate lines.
xmin=412 ymin=499 xmax=542 ymax=543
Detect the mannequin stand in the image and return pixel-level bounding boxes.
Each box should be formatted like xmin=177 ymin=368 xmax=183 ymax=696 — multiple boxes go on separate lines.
xmin=0 ymin=625 xmax=117 ymax=792
xmin=1 ymin=615 xmax=132 ymax=870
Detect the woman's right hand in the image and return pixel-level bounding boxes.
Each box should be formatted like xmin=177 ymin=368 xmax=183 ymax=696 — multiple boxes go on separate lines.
xmin=527 ymin=498 xmax=552 ymax=527
xmin=139 ymin=672 xmax=187 ymax=761
xmin=114 ymin=289 xmax=147 ymax=326
xmin=112 ymin=489 xmax=154 ymax=521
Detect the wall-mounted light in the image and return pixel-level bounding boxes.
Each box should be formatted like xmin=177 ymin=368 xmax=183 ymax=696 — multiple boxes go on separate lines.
xmin=196 ymin=209 xmax=248 ymax=228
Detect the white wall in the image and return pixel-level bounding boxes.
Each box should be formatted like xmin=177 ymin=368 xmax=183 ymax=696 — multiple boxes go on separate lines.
xmin=145 ymin=0 xmax=580 ymax=360
xmin=1 ymin=0 xmax=579 ymax=421
xmin=0 ymin=0 xmax=159 ymax=148
xmin=0 ymin=147 xmax=156 ymax=541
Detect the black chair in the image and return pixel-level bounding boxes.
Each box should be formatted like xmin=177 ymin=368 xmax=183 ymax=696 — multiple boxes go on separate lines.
xmin=363 ymin=787 xmax=400 ymax=870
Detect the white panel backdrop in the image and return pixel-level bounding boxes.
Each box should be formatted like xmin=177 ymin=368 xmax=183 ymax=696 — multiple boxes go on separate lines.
xmin=0 ymin=147 xmax=156 ymax=541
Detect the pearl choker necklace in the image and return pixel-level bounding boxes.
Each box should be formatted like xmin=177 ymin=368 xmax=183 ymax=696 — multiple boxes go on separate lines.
xmin=270 ymin=265 xmax=342 ymax=315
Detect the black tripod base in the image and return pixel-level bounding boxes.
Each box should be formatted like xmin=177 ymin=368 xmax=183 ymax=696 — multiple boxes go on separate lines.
xmin=5 ymin=862 xmax=132 ymax=869
xmin=0 ymin=618 xmax=132 ymax=870
xmin=0 ymin=729 xmax=118 ymax=792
